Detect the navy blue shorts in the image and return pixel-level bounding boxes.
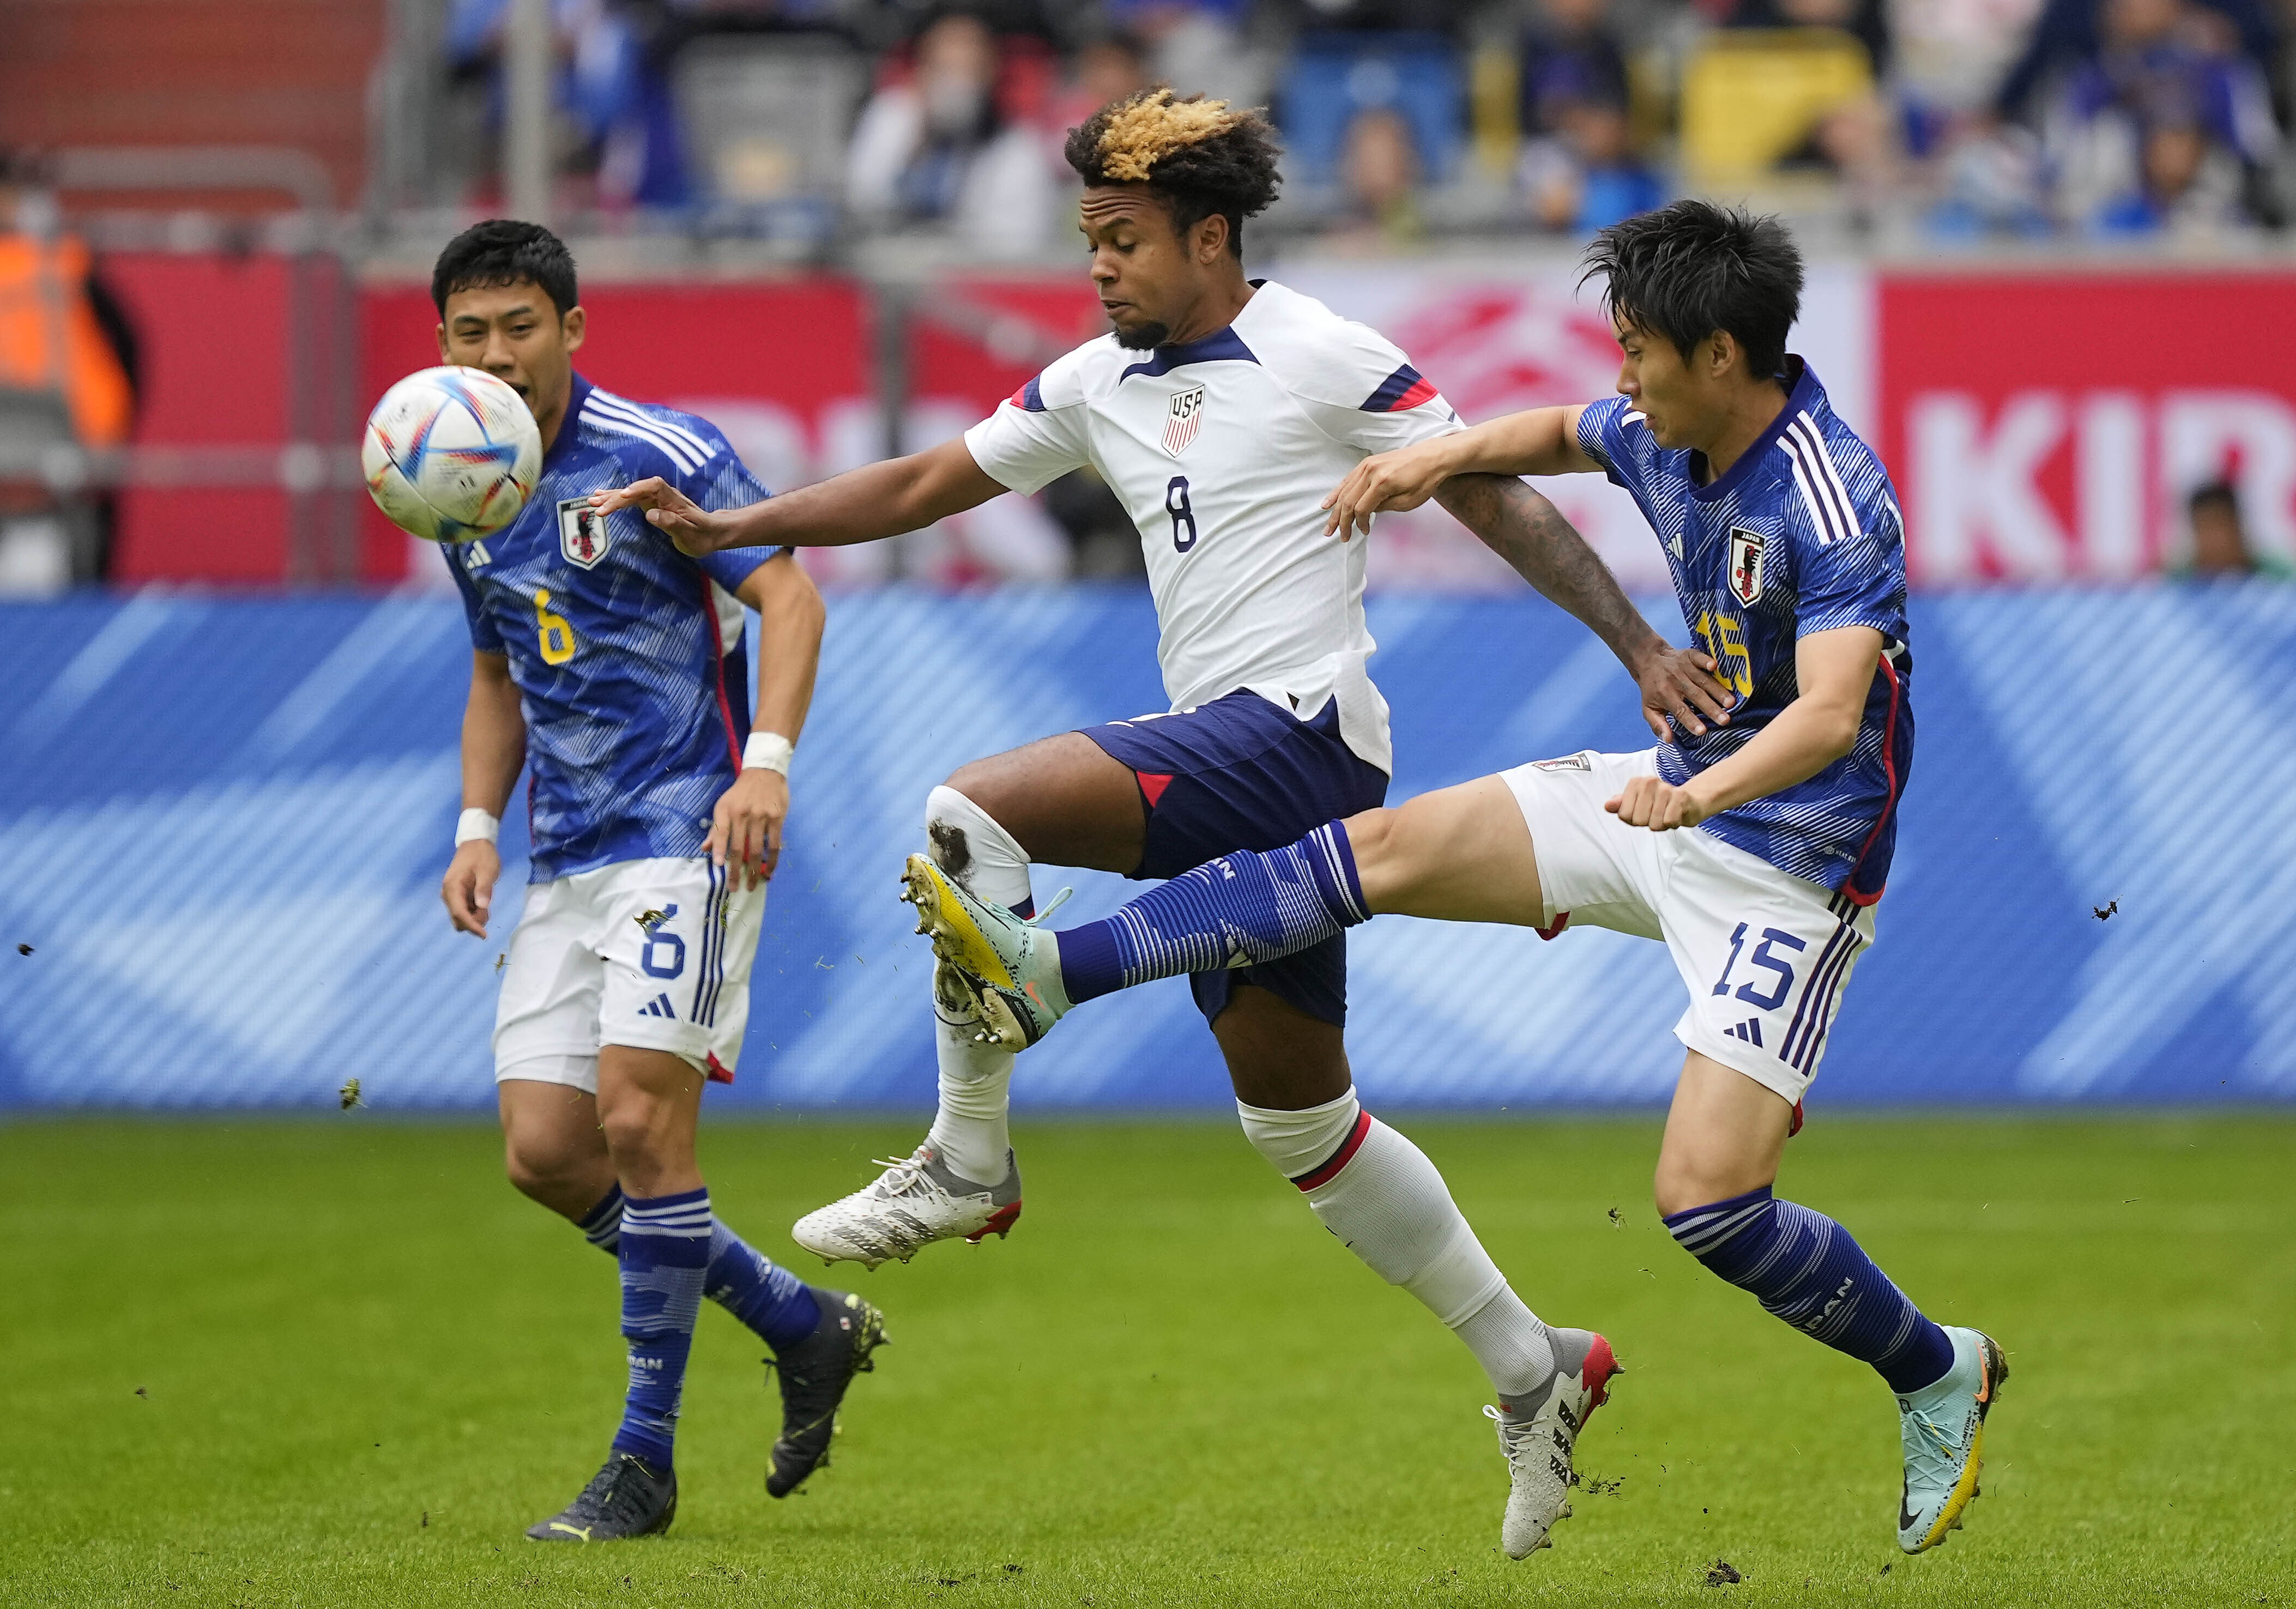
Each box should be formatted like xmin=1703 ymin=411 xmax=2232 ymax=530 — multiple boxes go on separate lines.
xmin=1080 ymin=689 xmax=1389 ymax=1028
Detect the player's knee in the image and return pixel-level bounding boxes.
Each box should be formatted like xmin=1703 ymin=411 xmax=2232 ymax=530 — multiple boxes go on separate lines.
xmin=596 ymin=1094 xmax=672 ymax=1171
xmin=503 ymin=1131 xmax=587 ymax=1202
xmin=1652 ymin=1157 xmax=1734 ymax=1221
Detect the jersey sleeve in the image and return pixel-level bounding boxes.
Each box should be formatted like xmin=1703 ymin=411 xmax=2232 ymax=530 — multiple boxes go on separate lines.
xmin=444 ymin=545 xmax=504 ymax=653
xmin=1280 ymin=317 xmax=1465 ymax=455
xmin=1575 ymin=395 xmax=1646 ymax=494
xmin=1787 ymin=474 xmax=1910 ymax=640
xmin=666 ymin=416 xmax=787 ymax=594
xmin=961 ymin=362 xmax=1093 ymax=495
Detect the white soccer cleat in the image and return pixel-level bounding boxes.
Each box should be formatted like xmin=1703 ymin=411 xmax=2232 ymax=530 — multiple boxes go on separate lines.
xmin=1488 ymin=1328 xmax=1622 ymax=1559
xmin=788 ymin=1142 xmax=1023 ymax=1271
xmin=901 ymin=853 xmax=1071 ymax=1049
xmin=1896 ymin=1326 xmax=2008 ymax=1553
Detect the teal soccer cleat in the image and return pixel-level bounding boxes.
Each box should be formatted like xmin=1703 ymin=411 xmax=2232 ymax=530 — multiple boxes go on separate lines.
xmin=1896 ymin=1326 xmax=2009 ymax=1553
xmin=901 ymin=853 xmax=1073 ymax=1049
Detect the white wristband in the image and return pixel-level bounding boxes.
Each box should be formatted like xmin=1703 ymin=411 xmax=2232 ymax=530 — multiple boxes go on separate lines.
xmin=455 ymin=808 xmax=500 ymax=846
xmin=743 ymin=731 xmax=794 ymax=777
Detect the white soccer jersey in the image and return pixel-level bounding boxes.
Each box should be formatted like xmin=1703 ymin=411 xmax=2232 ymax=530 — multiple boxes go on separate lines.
xmin=962 ymin=279 xmax=1463 ymax=773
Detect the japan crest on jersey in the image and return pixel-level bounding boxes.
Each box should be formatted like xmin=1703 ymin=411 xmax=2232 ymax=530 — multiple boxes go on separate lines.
xmin=1728 ymin=526 xmax=1766 ymax=605
xmin=558 ymin=497 xmax=612 ymax=569
xmin=1162 ymin=384 xmax=1205 ymax=458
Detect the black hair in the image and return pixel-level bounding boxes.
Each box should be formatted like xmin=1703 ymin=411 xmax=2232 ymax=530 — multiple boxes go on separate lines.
xmin=1064 ymin=89 xmax=1282 ymax=258
xmin=2189 ymin=479 xmax=2240 ymax=516
xmin=1581 ymin=201 xmax=1802 ymax=378
xmin=430 ymin=219 xmax=578 ymax=318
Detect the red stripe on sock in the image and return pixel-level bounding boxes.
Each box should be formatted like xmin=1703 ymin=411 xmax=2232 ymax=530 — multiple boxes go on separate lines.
xmin=1290 ymin=1110 xmax=1373 ymax=1192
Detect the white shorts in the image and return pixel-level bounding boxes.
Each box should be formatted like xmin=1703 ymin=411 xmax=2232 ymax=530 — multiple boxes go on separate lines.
xmin=493 ymin=856 xmax=765 ymax=1093
xmin=1499 ymin=749 xmax=1877 ymax=1105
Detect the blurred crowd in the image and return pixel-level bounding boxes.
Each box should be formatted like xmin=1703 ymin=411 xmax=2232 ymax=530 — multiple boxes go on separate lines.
xmin=434 ymin=0 xmax=2296 ymax=248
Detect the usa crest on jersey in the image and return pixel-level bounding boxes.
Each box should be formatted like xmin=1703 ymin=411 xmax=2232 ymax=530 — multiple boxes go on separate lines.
xmin=1728 ymin=527 xmax=1766 ymax=604
xmin=1162 ymin=384 xmax=1205 ymax=457
xmin=558 ymin=497 xmax=612 ymax=569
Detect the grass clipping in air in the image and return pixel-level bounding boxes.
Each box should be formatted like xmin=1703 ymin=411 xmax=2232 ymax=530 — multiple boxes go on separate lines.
xmin=3 ymin=1115 xmax=2291 ymax=1606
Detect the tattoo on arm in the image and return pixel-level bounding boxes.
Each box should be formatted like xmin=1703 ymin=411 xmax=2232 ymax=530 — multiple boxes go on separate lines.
xmin=1434 ymin=473 xmax=1658 ymax=663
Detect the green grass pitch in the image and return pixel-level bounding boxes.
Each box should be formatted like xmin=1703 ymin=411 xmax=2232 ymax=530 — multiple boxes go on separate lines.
xmin=4 ymin=1114 xmax=2292 ymax=1607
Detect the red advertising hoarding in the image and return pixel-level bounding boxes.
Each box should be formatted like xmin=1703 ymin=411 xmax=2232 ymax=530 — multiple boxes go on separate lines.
xmin=1877 ymin=271 xmax=2296 ymax=584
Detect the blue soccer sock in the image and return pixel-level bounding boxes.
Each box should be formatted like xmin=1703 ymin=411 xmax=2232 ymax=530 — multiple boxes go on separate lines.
xmin=703 ymin=1221 xmax=821 ymax=1352
xmin=1664 ymin=1187 xmax=1955 ymax=1394
xmin=1058 ymin=820 xmax=1368 ymax=1003
xmin=610 ymin=1187 xmax=712 ymax=1471
xmin=577 ymin=1185 xmax=814 ymax=1350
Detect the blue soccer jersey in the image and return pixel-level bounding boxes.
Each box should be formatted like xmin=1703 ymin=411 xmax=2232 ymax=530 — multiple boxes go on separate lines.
xmin=1577 ymin=359 xmax=1913 ymax=902
xmin=443 ymin=375 xmax=780 ymax=882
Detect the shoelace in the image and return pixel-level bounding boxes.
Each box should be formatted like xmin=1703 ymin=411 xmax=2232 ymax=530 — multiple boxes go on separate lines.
xmin=1900 ymin=1401 xmax=1961 ymax=1490
xmin=863 ymin=1150 xmax=933 ymax=1199
xmin=1484 ymin=1403 xmax=1542 ymax=1459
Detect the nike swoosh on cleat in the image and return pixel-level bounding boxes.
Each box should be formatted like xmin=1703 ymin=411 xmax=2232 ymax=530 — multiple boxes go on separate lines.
xmin=1899 ymin=1492 xmax=1919 ymax=1533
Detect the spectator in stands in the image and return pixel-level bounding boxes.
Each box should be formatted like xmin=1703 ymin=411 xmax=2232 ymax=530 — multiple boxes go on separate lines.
xmin=2045 ymin=0 xmax=2281 ymax=230
xmin=1330 ymin=105 xmax=1425 ymax=245
xmin=1520 ymin=0 xmax=1633 ymax=138
xmin=1104 ymin=1 xmax=1270 ymax=106
xmin=1992 ymin=0 xmax=2278 ymax=123
xmin=846 ymin=9 xmax=1060 ymax=255
xmin=446 ymin=0 xmax=693 ymax=209
xmin=1046 ymin=28 xmax=1152 ymax=140
xmin=1518 ymin=92 xmax=1666 ymax=233
xmin=1706 ymin=0 xmax=1892 ymax=74
xmin=2179 ymin=479 xmax=2293 ymax=576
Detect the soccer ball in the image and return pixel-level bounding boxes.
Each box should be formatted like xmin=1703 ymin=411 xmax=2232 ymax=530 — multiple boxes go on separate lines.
xmin=361 ymin=366 xmax=542 ymax=542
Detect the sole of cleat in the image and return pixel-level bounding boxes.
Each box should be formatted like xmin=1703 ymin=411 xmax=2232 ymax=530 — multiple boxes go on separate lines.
xmin=901 ymin=856 xmax=1018 ymax=991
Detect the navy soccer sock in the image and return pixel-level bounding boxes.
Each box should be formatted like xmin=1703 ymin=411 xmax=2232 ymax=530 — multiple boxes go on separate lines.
xmin=577 ymin=1184 xmax=624 ymax=1255
xmin=610 ymin=1187 xmax=712 ymax=1471
xmin=1664 ymin=1187 xmax=1955 ymax=1393
xmin=579 ymin=1185 xmax=815 ymax=1350
xmin=703 ymin=1221 xmax=821 ymax=1352
xmin=1058 ymin=820 xmax=1368 ymax=1003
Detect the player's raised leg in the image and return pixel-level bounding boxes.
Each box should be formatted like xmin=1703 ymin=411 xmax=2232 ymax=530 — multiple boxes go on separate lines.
xmin=913 ymin=767 xmax=1614 ymax=1558
xmin=1652 ymin=1055 xmax=2004 ymax=1554
xmin=792 ymin=734 xmax=1141 ymax=1266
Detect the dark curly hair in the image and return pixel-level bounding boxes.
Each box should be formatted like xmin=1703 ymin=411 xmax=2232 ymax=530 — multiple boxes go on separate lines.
xmin=1581 ymin=201 xmax=1802 ymax=379
xmin=1063 ymin=89 xmax=1282 ymax=258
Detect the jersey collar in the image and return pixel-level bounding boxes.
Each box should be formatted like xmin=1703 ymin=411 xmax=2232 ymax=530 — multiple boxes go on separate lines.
xmin=545 ymin=372 xmax=595 ymax=470
xmin=1688 ymin=355 xmax=1822 ymax=504
xmin=1116 ymin=287 xmax=1266 ymax=384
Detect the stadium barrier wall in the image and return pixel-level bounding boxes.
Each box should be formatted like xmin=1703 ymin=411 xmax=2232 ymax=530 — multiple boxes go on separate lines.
xmin=3 ymin=584 xmax=2290 ymax=1112
xmin=93 ymin=258 xmax=2296 ymax=590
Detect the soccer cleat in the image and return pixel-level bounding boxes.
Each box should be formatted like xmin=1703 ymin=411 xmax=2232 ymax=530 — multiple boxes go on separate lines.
xmin=901 ymin=854 xmax=1071 ymax=1049
xmin=1896 ymin=1326 xmax=2008 ymax=1554
xmin=789 ymin=1143 xmax=1023 ymax=1269
xmin=1487 ymin=1329 xmax=1622 ymax=1559
xmin=524 ymin=1451 xmax=676 ymax=1542
xmin=764 ymin=1288 xmax=889 ymax=1497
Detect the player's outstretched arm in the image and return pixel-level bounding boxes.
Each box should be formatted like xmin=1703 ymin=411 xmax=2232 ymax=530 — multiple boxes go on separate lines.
xmin=590 ymin=437 xmax=1005 ymax=557
xmin=710 ymin=554 xmax=826 ymax=890
xmin=1433 ymin=473 xmax=1736 ymax=739
xmin=443 ymin=650 xmax=524 ymax=940
xmin=1323 ymin=406 xmax=1595 ymax=539
xmin=1608 ymin=626 xmax=1884 ymax=831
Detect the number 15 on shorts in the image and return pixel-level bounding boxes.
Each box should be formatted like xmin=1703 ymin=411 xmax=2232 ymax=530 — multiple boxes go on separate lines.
xmin=1711 ymin=921 xmax=1804 ymax=1011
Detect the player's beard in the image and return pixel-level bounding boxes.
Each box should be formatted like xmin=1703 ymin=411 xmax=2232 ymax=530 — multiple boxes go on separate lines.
xmin=1113 ymin=318 xmax=1171 ymax=350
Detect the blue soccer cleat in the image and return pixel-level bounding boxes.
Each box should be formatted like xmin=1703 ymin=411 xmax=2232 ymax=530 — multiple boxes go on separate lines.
xmin=1896 ymin=1326 xmax=2009 ymax=1553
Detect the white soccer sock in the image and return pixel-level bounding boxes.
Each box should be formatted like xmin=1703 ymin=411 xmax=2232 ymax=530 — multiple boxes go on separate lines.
xmin=920 ymin=787 xmax=1030 ymax=1185
xmin=1237 ymin=1090 xmax=1556 ymax=1397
